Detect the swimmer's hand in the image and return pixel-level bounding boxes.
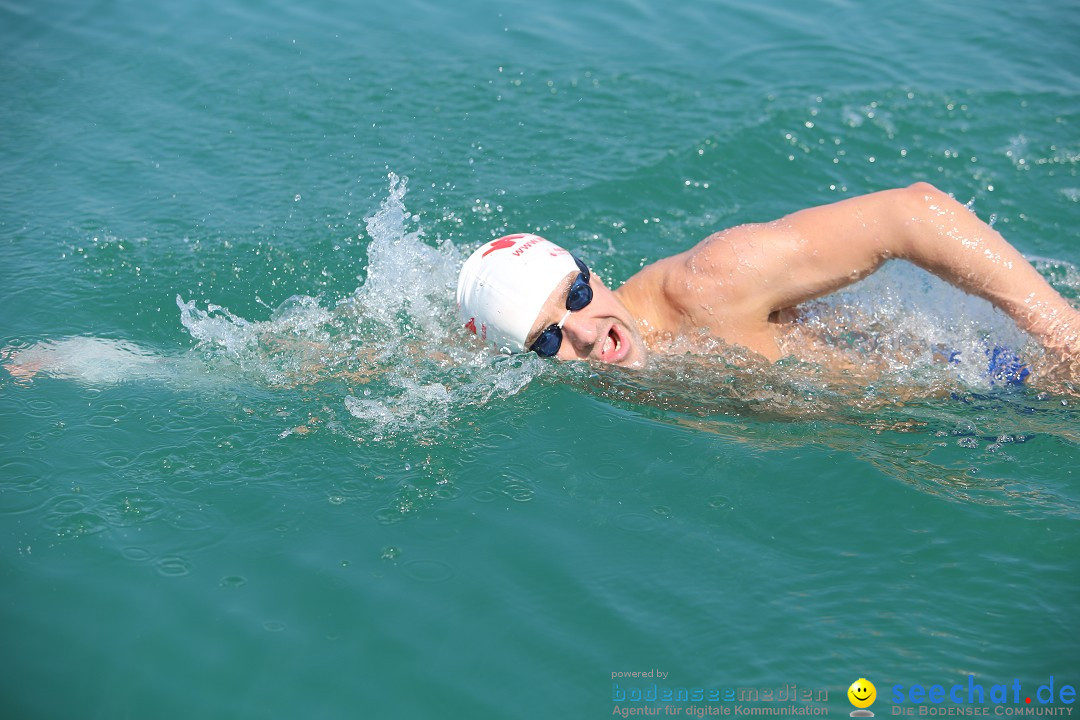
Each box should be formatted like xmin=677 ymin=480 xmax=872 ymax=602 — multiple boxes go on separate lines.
xmin=1033 ymin=305 xmax=1080 ymax=353
xmin=1 ymin=346 xmax=43 ymax=382
xmin=1033 ymin=305 xmax=1080 ymax=382
xmin=0 ymin=338 xmax=168 ymax=386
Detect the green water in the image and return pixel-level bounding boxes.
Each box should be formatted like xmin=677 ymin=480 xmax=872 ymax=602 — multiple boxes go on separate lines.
xmin=2 ymin=0 xmax=1079 ymax=718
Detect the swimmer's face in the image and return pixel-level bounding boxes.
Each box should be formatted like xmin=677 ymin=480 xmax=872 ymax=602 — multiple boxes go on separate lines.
xmin=525 ymin=269 xmax=648 ymax=367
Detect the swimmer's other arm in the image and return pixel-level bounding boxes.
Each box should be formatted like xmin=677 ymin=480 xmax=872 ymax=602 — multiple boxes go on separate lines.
xmin=695 ymin=182 xmax=1080 ymax=357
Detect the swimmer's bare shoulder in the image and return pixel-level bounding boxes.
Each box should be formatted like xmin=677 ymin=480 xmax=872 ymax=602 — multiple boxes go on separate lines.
xmin=618 ymin=225 xmax=797 ymax=357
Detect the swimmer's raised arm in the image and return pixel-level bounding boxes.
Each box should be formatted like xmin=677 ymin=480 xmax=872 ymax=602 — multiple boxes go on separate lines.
xmin=692 ymin=183 xmax=1079 ymax=357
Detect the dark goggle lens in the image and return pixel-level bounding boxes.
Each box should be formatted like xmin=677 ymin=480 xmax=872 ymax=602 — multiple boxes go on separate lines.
xmin=567 ymin=257 xmax=593 ymax=311
xmin=566 ymin=281 xmax=592 ymax=311
xmin=530 ymin=325 xmax=563 ymax=357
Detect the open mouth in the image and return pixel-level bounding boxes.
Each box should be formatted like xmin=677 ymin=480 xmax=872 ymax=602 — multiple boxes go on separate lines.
xmin=599 ymin=324 xmax=627 ymax=364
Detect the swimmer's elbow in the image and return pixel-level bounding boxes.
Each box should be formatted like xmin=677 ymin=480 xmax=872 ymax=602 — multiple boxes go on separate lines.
xmin=890 ymin=181 xmax=964 ymax=258
xmin=904 ymin=180 xmax=942 ymax=197
xmin=898 ymin=181 xmax=953 ymax=215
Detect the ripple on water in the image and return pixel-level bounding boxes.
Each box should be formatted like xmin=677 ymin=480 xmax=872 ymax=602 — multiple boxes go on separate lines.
xmin=336 ymin=479 xmax=374 ymax=500
xmin=174 ymin=401 xmax=208 ymax=420
xmin=121 ymin=546 xmax=153 ymax=562
xmin=101 ymin=452 xmax=133 ymax=469
xmin=593 ymin=412 xmax=619 ymax=429
xmin=470 ymin=488 xmax=499 ymax=503
xmin=154 ymin=555 xmax=192 ymax=577
xmin=161 ymin=506 xmax=232 ymax=553
xmin=40 ymin=493 xmax=106 ymax=537
xmin=168 ymin=478 xmax=199 ymax=494
xmin=45 ymin=509 xmax=110 ymax=538
xmin=501 ymin=480 xmax=535 ymax=503
xmin=498 ymin=461 xmax=531 ymax=477
xmin=614 ymin=512 xmax=659 ymax=533
xmin=0 ymin=457 xmax=51 ymax=515
xmin=432 ymin=483 xmax=460 ymax=501
xmin=50 ymin=496 xmax=90 ymax=514
xmin=707 ymin=494 xmax=731 ymax=509
xmin=537 ymin=449 xmax=571 ymax=469
xmin=373 ymin=507 xmax=408 ymax=525
xmin=590 ymin=462 xmax=625 ymax=481
xmin=87 ymin=401 xmax=132 ymax=428
xmin=402 ymin=559 xmax=455 ymax=583
xmin=96 ymin=489 xmax=168 ymax=527
xmin=24 ymin=398 xmax=57 ymax=418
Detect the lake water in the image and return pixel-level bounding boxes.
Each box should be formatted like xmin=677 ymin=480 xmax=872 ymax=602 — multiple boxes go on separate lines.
xmin=2 ymin=0 xmax=1078 ymax=717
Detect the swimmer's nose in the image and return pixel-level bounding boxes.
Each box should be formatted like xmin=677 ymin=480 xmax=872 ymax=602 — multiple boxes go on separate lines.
xmin=559 ymin=314 xmax=598 ymax=356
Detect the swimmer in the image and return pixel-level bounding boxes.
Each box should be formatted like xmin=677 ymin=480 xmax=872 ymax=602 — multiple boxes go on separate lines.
xmin=457 ymin=183 xmax=1080 ymax=378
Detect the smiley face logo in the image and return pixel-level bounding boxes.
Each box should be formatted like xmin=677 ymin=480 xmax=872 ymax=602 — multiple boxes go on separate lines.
xmin=848 ymin=678 xmax=876 ymax=713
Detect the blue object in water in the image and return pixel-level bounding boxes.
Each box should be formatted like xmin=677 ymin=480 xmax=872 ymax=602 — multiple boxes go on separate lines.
xmin=944 ymin=344 xmax=1029 ymax=386
xmin=985 ymin=345 xmax=1030 ymax=386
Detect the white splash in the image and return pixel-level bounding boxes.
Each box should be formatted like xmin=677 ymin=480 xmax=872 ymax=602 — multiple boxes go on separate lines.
xmin=173 ymin=172 xmax=546 ymax=437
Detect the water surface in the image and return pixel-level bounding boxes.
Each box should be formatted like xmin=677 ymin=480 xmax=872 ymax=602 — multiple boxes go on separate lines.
xmin=2 ymin=0 xmax=1078 ymax=717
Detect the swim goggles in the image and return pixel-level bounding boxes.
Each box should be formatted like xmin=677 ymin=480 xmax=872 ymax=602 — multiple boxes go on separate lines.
xmin=528 ymin=255 xmax=593 ymax=357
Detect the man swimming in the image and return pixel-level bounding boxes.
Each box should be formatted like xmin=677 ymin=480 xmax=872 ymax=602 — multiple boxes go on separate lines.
xmin=457 ymin=183 xmax=1080 ymax=373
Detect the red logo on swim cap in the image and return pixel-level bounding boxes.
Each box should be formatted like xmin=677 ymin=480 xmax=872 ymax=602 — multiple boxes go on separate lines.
xmin=464 ymin=318 xmax=477 ymax=335
xmin=483 ymin=235 xmax=525 ymax=257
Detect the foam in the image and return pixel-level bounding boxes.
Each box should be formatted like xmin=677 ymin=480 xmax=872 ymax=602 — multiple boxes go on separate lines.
xmin=175 ymin=173 xmax=549 ymax=439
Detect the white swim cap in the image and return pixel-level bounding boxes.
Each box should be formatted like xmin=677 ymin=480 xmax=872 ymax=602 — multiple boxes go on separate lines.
xmin=457 ymin=233 xmax=580 ymax=354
